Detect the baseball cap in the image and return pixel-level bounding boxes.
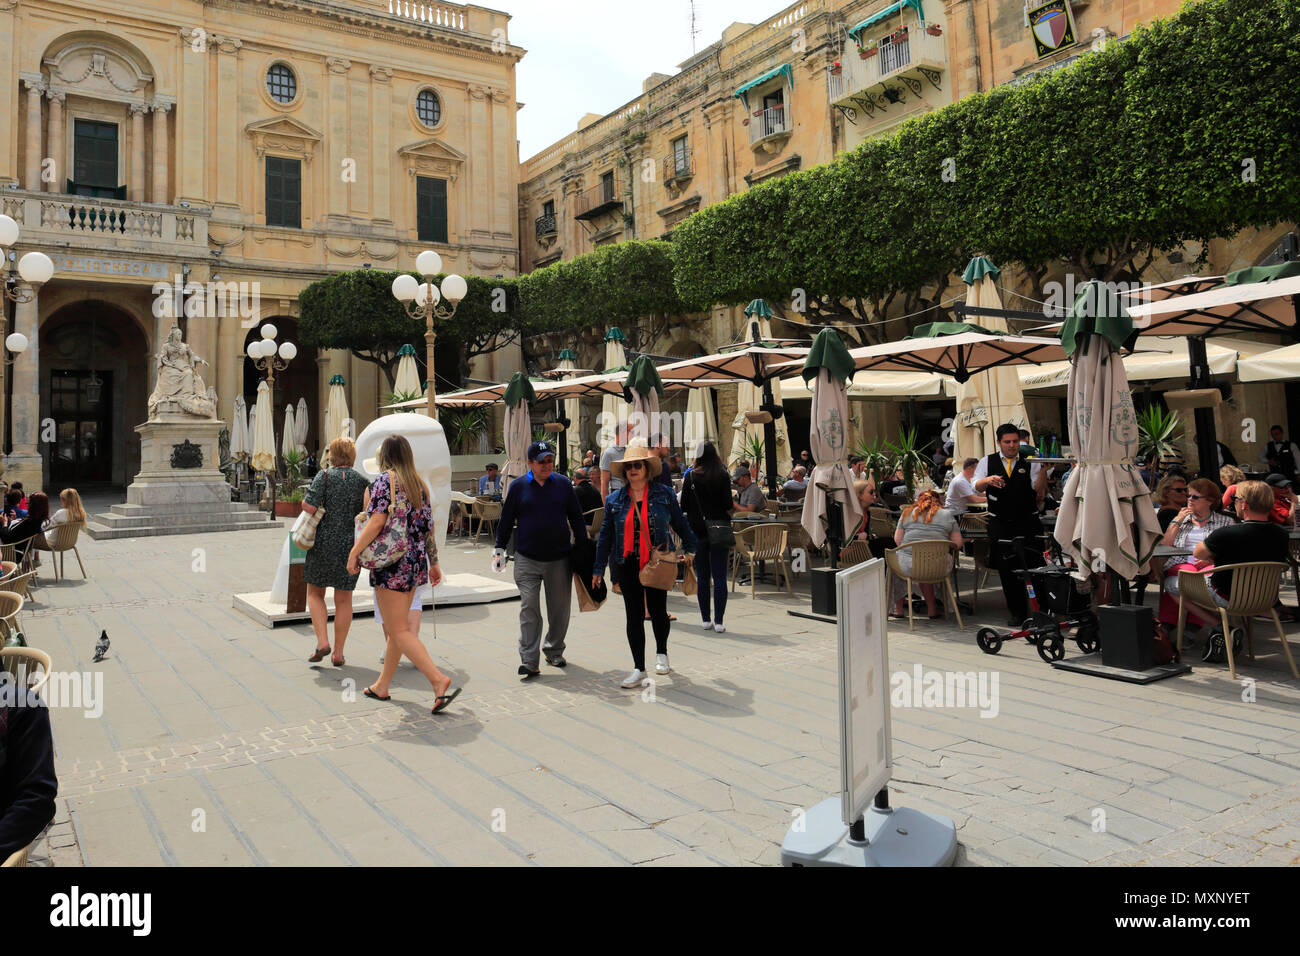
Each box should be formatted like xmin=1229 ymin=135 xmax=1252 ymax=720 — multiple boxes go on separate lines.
xmin=527 ymin=440 xmax=555 ymax=461
xmin=1265 ymin=473 xmax=1291 ymax=488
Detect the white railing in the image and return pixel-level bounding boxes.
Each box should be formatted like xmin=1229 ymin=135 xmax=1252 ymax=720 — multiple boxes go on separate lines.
xmin=749 ymin=106 xmax=790 ymax=144
xmin=867 ymin=28 xmax=946 ymax=85
xmin=388 ymin=1 xmax=466 ymax=30
xmin=1 ymin=189 xmax=207 ymax=247
xmin=731 ymin=0 xmax=825 ymax=56
xmin=827 ymin=68 xmax=846 ymax=103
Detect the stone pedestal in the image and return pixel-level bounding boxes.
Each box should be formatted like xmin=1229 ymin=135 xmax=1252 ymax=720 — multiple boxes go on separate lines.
xmin=86 ymin=417 xmax=278 ymax=539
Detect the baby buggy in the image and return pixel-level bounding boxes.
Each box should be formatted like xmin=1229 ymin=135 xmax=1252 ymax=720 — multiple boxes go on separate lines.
xmin=975 ymin=536 xmax=1101 ymax=664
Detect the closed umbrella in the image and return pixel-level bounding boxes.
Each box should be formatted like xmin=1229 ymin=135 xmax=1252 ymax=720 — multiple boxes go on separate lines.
xmin=1054 ymin=280 xmax=1161 ymax=580
xmin=623 ymin=355 xmax=664 ymax=444
xmin=295 ymin=396 xmax=309 ymax=454
xmin=600 ymin=328 xmax=628 ymax=442
xmin=501 ymin=371 xmax=535 ymax=488
xmin=684 ymin=384 xmax=719 ymax=459
xmin=800 ymin=329 xmax=863 ymax=550
xmin=250 ymin=380 xmax=276 ymax=473
xmin=282 ymin=404 xmax=298 ymax=460
xmin=230 ymin=393 xmax=249 ymax=462
xmin=394 ymin=343 xmax=423 ymax=397
xmin=557 ymin=349 xmax=583 ymax=472
xmin=954 ymin=257 xmax=1033 ymax=459
xmin=325 ymin=373 xmax=351 ymax=445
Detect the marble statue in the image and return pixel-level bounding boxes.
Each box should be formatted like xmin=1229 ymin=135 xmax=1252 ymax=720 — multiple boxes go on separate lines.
xmin=147 ymin=326 xmax=216 ymax=420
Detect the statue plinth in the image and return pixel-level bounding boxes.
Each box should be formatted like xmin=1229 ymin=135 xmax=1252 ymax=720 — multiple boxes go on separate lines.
xmin=127 ymin=418 xmax=229 ymax=507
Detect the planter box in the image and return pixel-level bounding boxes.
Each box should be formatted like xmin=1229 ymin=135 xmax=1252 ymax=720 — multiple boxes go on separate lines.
xmin=274 ymin=501 xmax=304 ymax=518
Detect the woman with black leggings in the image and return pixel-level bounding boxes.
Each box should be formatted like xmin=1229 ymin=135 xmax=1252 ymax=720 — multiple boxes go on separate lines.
xmin=680 ymin=442 xmax=734 ymax=632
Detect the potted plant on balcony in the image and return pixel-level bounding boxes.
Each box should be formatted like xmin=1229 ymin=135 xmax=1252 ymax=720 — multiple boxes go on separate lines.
xmin=830 ymin=60 xmax=842 ymax=75
xmin=926 ymin=23 xmax=943 ymax=36
xmin=890 ymin=26 xmax=909 ymax=43
xmin=858 ymin=41 xmax=877 ymax=58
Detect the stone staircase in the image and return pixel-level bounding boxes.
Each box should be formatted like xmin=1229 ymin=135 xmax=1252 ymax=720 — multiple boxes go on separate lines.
xmin=86 ymin=500 xmax=280 ymax=540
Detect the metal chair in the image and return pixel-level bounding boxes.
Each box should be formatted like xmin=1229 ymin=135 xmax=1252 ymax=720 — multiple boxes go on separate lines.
xmin=32 ymin=522 xmax=87 ymax=582
xmin=730 ymin=523 xmax=791 ymax=597
xmin=1176 ymin=561 xmax=1298 ymax=680
xmin=958 ymin=512 xmax=992 ymax=610
xmin=884 ymin=540 xmax=964 ymax=630
xmin=584 ymin=506 xmax=604 ymax=542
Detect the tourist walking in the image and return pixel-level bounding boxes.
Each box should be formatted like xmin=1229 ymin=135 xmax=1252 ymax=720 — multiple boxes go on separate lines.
xmin=302 ymin=437 xmax=370 ymax=666
xmin=593 ymin=440 xmax=697 ymax=688
xmin=680 ymin=441 xmax=733 ymax=632
xmin=348 ymin=435 xmax=459 ymax=714
xmin=494 ymin=440 xmax=587 ymax=678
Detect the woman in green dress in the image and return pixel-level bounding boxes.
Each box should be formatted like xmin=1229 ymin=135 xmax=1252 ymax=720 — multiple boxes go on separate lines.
xmin=302 ymin=437 xmax=371 ymax=666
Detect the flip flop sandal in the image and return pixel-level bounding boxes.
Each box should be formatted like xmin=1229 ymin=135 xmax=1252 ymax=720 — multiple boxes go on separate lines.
xmin=308 ymin=646 xmax=331 ymax=663
xmin=332 ymin=657 xmax=346 ymax=667
xmin=363 ymin=686 xmax=391 ymax=701
xmin=432 ymin=687 xmax=462 ymax=714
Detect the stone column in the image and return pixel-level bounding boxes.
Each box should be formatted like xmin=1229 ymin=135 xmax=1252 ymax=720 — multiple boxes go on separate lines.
xmin=467 ymin=85 xmax=490 ymax=241
xmin=490 ymin=89 xmax=513 ymax=240
xmin=369 ymin=67 xmax=392 ymax=224
xmin=151 ymin=101 xmax=171 ymax=204
xmin=326 ymin=57 xmax=351 ymax=224
xmin=22 ymin=76 xmax=44 ymax=190
xmin=45 ymin=91 xmax=64 ymax=192
xmin=213 ymin=37 xmax=242 ymax=206
xmin=130 ymin=103 xmax=148 ymax=201
xmin=7 ymin=284 xmax=43 ymax=488
xmin=217 ymin=311 xmax=241 ymax=431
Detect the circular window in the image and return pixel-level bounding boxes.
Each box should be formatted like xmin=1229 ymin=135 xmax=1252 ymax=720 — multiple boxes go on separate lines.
xmin=267 ymin=64 xmax=297 ymax=104
xmin=416 ymin=89 xmax=442 ymax=128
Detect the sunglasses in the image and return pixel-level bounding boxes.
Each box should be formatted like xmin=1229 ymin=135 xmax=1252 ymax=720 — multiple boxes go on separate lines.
xmin=624 ymin=462 xmax=645 ymax=471
xmin=1187 ymin=494 xmax=1207 ymax=501
xmin=1171 ymin=487 xmax=1188 ymax=493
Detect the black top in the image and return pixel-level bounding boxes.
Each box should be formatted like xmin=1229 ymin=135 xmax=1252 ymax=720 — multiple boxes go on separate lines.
xmin=1204 ymin=520 xmax=1289 ymax=595
xmin=984 ymin=451 xmax=1037 ymax=524
xmin=0 ymin=696 xmax=58 ymax=859
xmin=681 ymin=469 xmax=734 ymax=538
xmin=495 ymin=472 xmax=586 ymax=561
xmin=0 ymin=517 xmax=44 ymax=556
xmin=1157 ymin=507 xmax=1180 ymax=532
xmin=574 ymin=480 xmax=604 ymax=522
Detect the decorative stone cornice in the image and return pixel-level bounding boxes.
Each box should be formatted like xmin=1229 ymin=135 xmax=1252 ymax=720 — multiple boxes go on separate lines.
xmin=468 ymin=84 xmax=490 ymax=101
xmin=213 ymin=35 xmax=243 ymax=55
xmin=0 ymin=1 xmax=21 ymax=12
xmin=326 ymin=56 xmax=351 ymax=75
xmin=490 ymin=89 xmax=509 ymax=104
xmin=369 ymin=66 xmax=392 ymax=83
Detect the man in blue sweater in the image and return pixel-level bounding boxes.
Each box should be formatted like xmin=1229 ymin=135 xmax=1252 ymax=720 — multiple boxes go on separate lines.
xmin=494 ymin=441 xmax=587 ymax=678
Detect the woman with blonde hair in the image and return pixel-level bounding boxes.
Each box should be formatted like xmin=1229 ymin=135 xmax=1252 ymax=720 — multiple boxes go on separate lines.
xmin=302 ymin=437 xmax=370 ymax=666
xmin=45 ymin=488 xmax=87 ymax=535
xmin=888 ymin=488 xmax=963 ymax=619
xmin=348 ymin=434 xmax=460 ymax=714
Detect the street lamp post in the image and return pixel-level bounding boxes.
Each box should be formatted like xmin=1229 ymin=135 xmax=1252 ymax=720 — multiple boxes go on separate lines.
xmin=0 ymin=214 xmax=54 ymax=463
xmin=247 ymin=323 xmax=297 ymax=516
xmin=390 ymin=250 xmax=467 ymax=420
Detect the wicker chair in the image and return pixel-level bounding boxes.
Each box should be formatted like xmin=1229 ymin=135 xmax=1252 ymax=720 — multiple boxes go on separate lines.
xmin=32 ymin=522 xmax=87 ymax=581
xmin=868 ymin=506 xmax=897 ymax=539
xmin=1289 ymin=536 xmax=1300 ymax=598
xmin=0 ymin=535 xmax=41 ymax=578
xmin=838 ymin=540 xmax=872 ymax=567
xmin=958 ymin=512 xmax=992 ymax=610
xmin=1176 ymin=562 xmax=1298 ymax=680
xmin=1 ymin=632 xmax=49 ymax=696
xmin=584 ymin=507 xmax=604 ymax=542
xmin=0 ymin=560 xmax=16 ymax=583
xmin=469 ymin=499 xmax=502 ymax=544
xmin=730 ymin=523 xmax=791 ymax=597
xmin=2 ymin=847 xmax=28 ymax=868
xmin=884 ymin=540 xmax=964 ymax=630
xmin=3 ymin=570 xmax=35 ymax=604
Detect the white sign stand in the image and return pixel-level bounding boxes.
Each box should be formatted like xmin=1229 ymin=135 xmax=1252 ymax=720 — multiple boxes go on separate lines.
xmin=780 ymin=557 xmax=958 ymax=867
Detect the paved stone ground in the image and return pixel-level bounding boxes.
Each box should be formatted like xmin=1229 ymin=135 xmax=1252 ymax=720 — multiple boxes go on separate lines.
xmin=19 ymin=501 xmax=1300 ymax=866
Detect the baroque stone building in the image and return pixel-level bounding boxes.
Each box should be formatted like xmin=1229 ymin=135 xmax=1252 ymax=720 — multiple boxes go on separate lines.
xmin=0 ymin=0 xmax=522 ymax=491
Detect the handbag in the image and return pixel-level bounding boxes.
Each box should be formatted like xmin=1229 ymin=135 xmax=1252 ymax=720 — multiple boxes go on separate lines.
xmin=356 ymin=472 xmax=411 ymax=570
xmin=291 ymin=468 xmax=327 ymax=550
xmin=680 ymin=559 xmax=698 ymax=596
xmin=638 ymin=546 xmax=679 ymax=590
xmin=686 ymin=473 xmax=736 ymax=548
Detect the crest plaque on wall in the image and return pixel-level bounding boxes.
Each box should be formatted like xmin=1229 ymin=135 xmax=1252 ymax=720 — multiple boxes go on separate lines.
xmin=1028 ymin=0 xmax=1078 ymax=58
xmin=170 ymin=440 xmax=203 ymax=469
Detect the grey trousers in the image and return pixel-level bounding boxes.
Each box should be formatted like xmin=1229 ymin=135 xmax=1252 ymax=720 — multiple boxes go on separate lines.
xmin=513 ymin=553 xmax=572 ymax=667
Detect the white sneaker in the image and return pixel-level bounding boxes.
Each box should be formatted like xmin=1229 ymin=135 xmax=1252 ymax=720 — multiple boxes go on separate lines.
xmin=700 ymin=620 xmax=713 ymax=629
xmin=620 ymin=669 xmax=648 ymax=688
xmin=713 ymin=623 xmax=726 ymax=633
xmin=655 ymin=654 xmax=670 ymax=675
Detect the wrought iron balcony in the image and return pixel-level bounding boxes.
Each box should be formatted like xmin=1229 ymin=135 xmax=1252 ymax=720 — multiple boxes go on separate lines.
xmin=662 ymin=148 xmax=694 ymax=185
xmin=535 ymin=212 xmax=557 ymax=239
xmin=830 ymin=25 xmax=948 ymax=119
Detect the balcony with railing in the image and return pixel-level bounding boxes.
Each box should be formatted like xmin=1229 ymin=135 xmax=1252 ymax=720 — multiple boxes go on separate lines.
xmin=573 ymin=180 xmax=623 ymax=221
xmin=0 ymin=188 xmax=209 ymax=256
xmin=748 ymin=105 xmax=792 ymax=152
xmin=662 ymin=148 xmax=694 ymax=187
xmin=535 ymin=212 xmax=558 ymax=240
xmin=831 ymin=23 xmax=948 ymax=116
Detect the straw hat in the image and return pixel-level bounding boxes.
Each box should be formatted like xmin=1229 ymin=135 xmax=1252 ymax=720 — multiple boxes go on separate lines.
xmin=610 ymin=438 xmax=662 ymax=480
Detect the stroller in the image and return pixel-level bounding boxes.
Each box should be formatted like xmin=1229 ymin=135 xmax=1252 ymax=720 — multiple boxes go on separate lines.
xmin=975 ymin=535 xmax=1101 ymax=663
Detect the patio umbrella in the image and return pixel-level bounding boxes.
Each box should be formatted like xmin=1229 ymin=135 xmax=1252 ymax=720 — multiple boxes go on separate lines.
xmin=556 ymin=349 xmax=584 ymax=471
xmin=623 ymin=354 xmax=665 ymax=444
xmin=250 ymin=380 xmax=276 ymax=473
xmin=501 ymin=371 xmax=536 ymax=487
xmin=393 ymin=343 xmax=424 ymax=397
xmin=324 ymin=374 xmax=351 ymax=445
xmin=295 ymin=396 xmax=309 ymax=454
xmin=779 ymin=369 xmax=951 ymax=399
xmin=601 ymin=328 xmax=628 ymax=443
xmin=954 ymin=257 xmax=1033 ymax=459
xmin=787 ymin=330 xmax=1068 ymax=381
xmin=684 ymin=384 xmax=719 ymax=458
xmin=230 ymin=393 xmax=249 ymax=462
xmin=1020 ymin=336 xmax=1276 ymax=391
xmin=282 ymin=404 xmax=298 ymax=460
xmin=799 ymin=329 xmax=863 ymax=550
xmin=1053 ymin=280 xmax=1160 ymax=580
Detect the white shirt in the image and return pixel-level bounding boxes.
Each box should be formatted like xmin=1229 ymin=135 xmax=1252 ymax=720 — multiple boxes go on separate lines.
xmin=973 ymin=455 xmax=1043 ymax=485
xmin=944 ymin=473 xmax=978 ymax=514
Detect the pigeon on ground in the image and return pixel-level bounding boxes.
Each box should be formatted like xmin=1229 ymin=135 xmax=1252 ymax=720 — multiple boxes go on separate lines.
xmin=92 ymin=630 xmax=109 ymax=663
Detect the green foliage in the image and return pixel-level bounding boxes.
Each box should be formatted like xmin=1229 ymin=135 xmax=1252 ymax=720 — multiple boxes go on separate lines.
xmin=734 ymin=433 xmax=765 ymax=469
xmin=672 ymin=0 xmax=1300 ymax=336
xmin=889 ymin=427 xmax=933 ymax=498
xmin=281 ymin=449 xmax=307 ymax=498
xmin=1136 ymin=406 xmax=1183 ymax=482
xmin=852 ymin=436 xmax=895 ymax=490
xmin=444 ymin=407 xmax=492 ymax=455
xmin=384 ymin=389 xmax=424 ymax=411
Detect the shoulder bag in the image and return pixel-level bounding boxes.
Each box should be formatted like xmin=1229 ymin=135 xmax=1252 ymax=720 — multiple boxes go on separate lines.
xmin=638 ymin=546 xmax=680 ymax=591
xmin=291 ymin=468 xmax=328 ymax=550
xmin=688 ymin=473 xmax=736 ymax=549
xmin=356 ymin=472 xmax=411 ymax=570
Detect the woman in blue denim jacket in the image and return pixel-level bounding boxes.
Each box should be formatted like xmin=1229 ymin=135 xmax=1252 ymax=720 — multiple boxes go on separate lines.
xmin=593 ymin=440 xmax=698 ymax=689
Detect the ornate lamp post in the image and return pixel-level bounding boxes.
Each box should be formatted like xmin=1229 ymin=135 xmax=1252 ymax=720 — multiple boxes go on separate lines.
xmin=246 ymin=323 xmax=296 ymax=514
xmin=0 ymin=214 xmax=54 ymax=459
xmin=390 ymin=250 xmax=467 ymax=420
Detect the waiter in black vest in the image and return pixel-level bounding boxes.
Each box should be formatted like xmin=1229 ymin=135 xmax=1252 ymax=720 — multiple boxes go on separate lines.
xmin=973 ymin=423 xmax=1049 ymax=625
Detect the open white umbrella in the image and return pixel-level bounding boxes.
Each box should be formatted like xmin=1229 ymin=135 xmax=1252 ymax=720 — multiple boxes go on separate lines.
xmin=953 ymin=258 xmax=1034 ymax=458
xmin=394 ymin=343 xmax=424 ymax=397
xmin=1054 ymin=280 xmax=1161 ymax=581
xmin=501 ymin=372 xmax=535 ymax=488
xmin=282 ymin=404 xmax=298 ymax=460
xmin=230 ymin=393 xmax=249 ymax=462
xmin=324 ymin=374 xmax=351 ymax=445
xmin=600 ymin=328 xmax=628 ymax=443
xmin=799 ymin=330 xmax=863 ymax=549
xmin=250 ymin=380 xmax=276 ymax=473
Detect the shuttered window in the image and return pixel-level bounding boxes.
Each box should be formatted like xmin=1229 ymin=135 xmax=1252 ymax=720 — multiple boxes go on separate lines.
xmin=417 ymin=176 xmax=448 ymax=244
xmin=265 ymin=156 xmax=301 ymax=229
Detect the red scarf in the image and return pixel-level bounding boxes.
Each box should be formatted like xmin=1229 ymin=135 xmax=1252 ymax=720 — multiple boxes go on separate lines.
xmin=622 ymin=489 xmax=650 ymax=567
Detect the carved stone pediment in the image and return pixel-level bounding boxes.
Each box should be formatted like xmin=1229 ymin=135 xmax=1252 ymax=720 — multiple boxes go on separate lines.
xmin=246 ymin=116 xmax=323 ymax=162
xmin=44 ymin=41 xmax=154 ymax=102
xmin=398 ymin=138 xmax=467 ymax=182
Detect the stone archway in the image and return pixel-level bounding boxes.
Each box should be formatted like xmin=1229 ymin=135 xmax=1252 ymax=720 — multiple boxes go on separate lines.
xmin=241 ymin=317 xmax=319 ymax=455
xmin=39 ymin=299 xmax=150 ymax=488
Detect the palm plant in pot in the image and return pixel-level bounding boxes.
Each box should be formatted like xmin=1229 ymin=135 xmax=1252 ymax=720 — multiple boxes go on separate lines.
xmin=1136 ymin=405 xmax=1183 ymax=484
xmin=888 ymin=427 xmax=934 ymax=498
xmin=277 ymin=449 xmax=308 ymax=517
xmin=852 ymin=436 xmax=895 ymax=490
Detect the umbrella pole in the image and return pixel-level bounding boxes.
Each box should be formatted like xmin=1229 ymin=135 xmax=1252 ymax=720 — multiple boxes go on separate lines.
xmin=1187 ymin=337 xmax=1219 ymax=480
xmin=556 ymin=397 xmax=568 ymax=475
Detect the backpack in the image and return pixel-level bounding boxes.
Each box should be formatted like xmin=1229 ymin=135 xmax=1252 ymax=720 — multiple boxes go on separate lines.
xmin=1202 ymin=628 xmax=1243 ymax=664
xmin=1151 ymin=622 xmax=1180 ymax=665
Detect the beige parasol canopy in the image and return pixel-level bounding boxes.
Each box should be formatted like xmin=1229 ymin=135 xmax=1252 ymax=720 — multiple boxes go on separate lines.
xmin=324 ymin=374 xmax=351 ymax=447
xmin=230 ymin=393 xmax=249 ymax=462
xmin=250 ymin=380 xmax=276 ymax=473
xmin=684 ymin=385 xmax=719 ymax=458
xmin=393 ymin=345 xmax=424 ymax=397
xmin=295 ymin=396 xmax=309 ymax=454
xmin=601 ymin=330 xmax=628 ymax=445
xmin=800 ymin=367 xmax=863 ymax=548
xmin=282 ymin=404 xmax=298 ymax=460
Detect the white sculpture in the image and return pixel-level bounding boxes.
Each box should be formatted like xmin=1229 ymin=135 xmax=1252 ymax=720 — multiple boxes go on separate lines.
xmin=147 ymin=325 xmax=216 ymax=419
xmin=355 ymin=413 xmax=452 ymax=557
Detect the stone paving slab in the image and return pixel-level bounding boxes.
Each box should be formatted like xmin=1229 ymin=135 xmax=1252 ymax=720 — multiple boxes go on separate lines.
xmin=18 ymin=518 xmax=1300 ymax=866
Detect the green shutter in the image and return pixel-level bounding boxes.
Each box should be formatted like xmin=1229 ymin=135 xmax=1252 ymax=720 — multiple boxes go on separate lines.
xmin=266 ymin=157 xmax=301 ymax=229
xmin=417 ymin=176 xmax=448 ymax=245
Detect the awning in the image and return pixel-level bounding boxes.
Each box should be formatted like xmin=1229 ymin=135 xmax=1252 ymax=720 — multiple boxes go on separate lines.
xmin=1018 ymin=336 xmax=1277 ymax=390
xmin=847 ymin=0 xmax=925 ymax=42
xmin=779 ymin=370 xmax=952 ymax=400
xmin=734 ymin=64 xmax=793 ymax=109
xmin=1238 ymin=342 xmax=1300 ymax=383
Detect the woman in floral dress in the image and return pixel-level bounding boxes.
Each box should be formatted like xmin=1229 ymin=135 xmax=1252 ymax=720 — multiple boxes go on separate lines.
xmin=348 ymin=434 xmax=461 ymax=714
